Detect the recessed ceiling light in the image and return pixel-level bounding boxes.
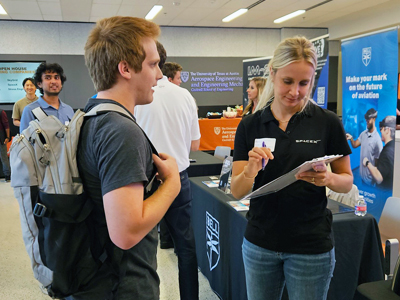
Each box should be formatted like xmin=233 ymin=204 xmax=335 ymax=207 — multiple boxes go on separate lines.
xmin=0 ymin=4 xmax=8 ymax=15
xmin=222 ymin=9 xmax=248 ymax=22
xmin=145 ymin=5 xmax=163 ymax=20
xmin=274 ymin=10 xmax=305 ymax=24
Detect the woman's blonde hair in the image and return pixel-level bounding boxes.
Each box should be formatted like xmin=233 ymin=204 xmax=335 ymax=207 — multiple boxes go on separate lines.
xmin=243 ymin=77 xmax=267 ymax=115
xmin=255 ymin=36 xmax=317 ymax=112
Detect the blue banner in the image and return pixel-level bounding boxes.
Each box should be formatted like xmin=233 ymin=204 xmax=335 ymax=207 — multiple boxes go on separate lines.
xmin=311 ymin=35 xmax=329 ymax=108
xmin=342 ymin=29 xmax=398 ymax=222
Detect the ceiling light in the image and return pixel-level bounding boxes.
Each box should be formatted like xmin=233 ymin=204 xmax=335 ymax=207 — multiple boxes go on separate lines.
xmin=274 ymin=10 xmax=305 ymax=24
xmin=0 ymin=4 xmax=8 ymax=15
xmin=145 ymin=5 xmax=163 ymax=20
xmin=222 ymin=9 xmax=248 ymax=22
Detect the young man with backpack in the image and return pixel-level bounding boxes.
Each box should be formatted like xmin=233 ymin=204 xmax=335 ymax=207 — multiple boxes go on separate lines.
xmin=69 ymin=16 xmax=181 ymax=299
xmin=19 ymin=62 xmax=74 ymax=132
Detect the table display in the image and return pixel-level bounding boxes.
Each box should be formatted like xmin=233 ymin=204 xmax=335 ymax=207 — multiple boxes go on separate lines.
xmin=190 ymin=176 xmax=385 ymax=300
xmin=198 ymin=118 xmax=241 ymax=151
xmin=187 ymin=151 xmax=223 ymax=177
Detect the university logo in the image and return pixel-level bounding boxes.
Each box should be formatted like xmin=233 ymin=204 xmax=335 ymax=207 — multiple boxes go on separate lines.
xmin=181 ymin=71 xmax=189 ymax=83
xmin=214 ymin=127 xmax=221 ymax=135
xmin=362 ymin=47 xmax=371 ymax=66
xmin=206 ymin=211 xmax=220 ymax=271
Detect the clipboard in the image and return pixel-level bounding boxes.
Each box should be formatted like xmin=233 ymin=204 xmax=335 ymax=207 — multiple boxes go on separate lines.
xmin=241 ymin=155 xmax=343 ymax=200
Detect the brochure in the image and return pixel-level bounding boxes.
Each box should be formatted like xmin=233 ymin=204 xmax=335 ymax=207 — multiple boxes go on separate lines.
xmin=241 ymin=155 xmax=343 ymax=200
xmin=228 ymin=201 xmax=249 ymax=211
xmin=218 ymin=156 xmax=233 ymax=194
xmin=202 ymin=180 xmax=219 ymax=188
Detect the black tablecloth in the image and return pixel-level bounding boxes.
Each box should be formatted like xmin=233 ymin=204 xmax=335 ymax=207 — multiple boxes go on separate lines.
xmin=187 ymin=151 xmax=223 ymax=177
xmin=190 ymin=176 xmax=385 ymax=300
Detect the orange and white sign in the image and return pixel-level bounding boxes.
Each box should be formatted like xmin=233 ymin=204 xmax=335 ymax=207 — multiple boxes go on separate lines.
xmin=199 ymin=118 xmax=241 ymax=151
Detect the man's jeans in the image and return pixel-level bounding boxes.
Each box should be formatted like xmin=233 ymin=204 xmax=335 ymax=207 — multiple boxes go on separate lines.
xmin=163 ymin=170 xmax=199 ymax=300
xmin=242 ymin=238 xmax=335 ymax=300
xmin=0 ymin=144 xmax=10 ymax=177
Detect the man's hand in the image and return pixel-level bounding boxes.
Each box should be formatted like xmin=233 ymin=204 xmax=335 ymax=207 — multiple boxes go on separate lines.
xmin=346 ymin=133 xmax=353 ymax=140
xmin=4 ymin=137 xmax=9 ymax=145
xmin=363 ymin=157 xmax=369 ymax=167
xmin=152 ymin=153 xmax=180 ymax=183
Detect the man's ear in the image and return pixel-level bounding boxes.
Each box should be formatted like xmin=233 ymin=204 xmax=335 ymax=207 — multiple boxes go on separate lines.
xmin=168 ymin=77 xmax=173 ymax=83
xmin=37 ymin=82 xmax=42 ymax=88
xmin=117 ymin=61 xmax=132 ymax=79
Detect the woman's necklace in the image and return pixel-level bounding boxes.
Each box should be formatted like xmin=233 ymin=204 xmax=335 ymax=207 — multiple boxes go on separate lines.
xmin=270 ymin=106 xmax=291 ymax=123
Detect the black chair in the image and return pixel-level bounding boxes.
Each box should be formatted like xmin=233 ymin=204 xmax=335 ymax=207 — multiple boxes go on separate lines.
xmin=356 ymin=255 xmax=400 ymax=299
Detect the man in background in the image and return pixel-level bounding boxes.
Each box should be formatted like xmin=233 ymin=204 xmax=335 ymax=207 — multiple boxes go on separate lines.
xmin=135 ymin=42 xmax=200 ymax=300
xmin=346 ymin=108 xmax=382 ymax=185
xmin=364 ymin=115 xmax=396 ymax=190
xmin=162 ymin=62 xmax=182 ymax=86
xmin=20 ymin=63 xmax=74 ymax=131
xmin=0 ymin=109 xmax=11 ymax=182
xmin=12 ymin=77 xmax=38 ymax=127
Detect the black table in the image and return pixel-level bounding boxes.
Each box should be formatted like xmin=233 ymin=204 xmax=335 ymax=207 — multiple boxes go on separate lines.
xmin=187 ymin=151 xmax=223 ymax=177
xmin=190 ymin=176 xmax=385 ymax=300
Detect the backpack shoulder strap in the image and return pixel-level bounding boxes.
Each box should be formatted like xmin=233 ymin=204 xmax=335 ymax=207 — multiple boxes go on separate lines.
xmin=84 ymin=102 xmax=159 ymax=195
xmin=32 ymin=107 xmax=48 ymax=121
xmin=85 ymin=103 xmax=158 ymax=155
xmin=85 ymin=103 xmax=133 ymax=121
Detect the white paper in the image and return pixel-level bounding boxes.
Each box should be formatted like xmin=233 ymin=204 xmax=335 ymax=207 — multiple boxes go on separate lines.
xmin=254 ymin=138 xmax=276 ymax=152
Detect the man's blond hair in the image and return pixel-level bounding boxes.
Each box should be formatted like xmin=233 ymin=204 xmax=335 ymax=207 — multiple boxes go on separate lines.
xmin=85 ymin=16 xmax=160 ymax=92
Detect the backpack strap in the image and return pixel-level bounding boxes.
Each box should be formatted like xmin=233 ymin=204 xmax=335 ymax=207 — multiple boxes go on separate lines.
xmin=32 ymin=107 xmax=48 ymax=122
xmin=85 ymin=103 xmax=159 ymax=194
xmin=85 ymin=103 xmax=158 ymax=153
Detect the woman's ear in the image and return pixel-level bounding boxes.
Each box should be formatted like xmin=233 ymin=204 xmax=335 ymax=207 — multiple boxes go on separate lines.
xmin=269 ymin=67 xmax=275 ymax=83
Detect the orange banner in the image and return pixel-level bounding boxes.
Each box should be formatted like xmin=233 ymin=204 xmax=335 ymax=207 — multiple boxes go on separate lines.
xmin=199 ymin=118 xmax=241 ymax=151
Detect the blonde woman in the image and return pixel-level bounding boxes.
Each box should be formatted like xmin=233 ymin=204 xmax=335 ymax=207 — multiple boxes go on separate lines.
xmin=243 ymin=77 xmax=267 ymax=116
xmin=231 ymin=36 xmax=353 ymax=300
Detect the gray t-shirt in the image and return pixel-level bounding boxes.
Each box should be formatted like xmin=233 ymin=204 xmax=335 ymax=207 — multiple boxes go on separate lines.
xmin=74 ymin=99 xmax=159 ymax=300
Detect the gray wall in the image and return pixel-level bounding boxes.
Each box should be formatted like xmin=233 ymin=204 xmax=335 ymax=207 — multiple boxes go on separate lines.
xmin=0 ymin=20 xmax=328 ymax=110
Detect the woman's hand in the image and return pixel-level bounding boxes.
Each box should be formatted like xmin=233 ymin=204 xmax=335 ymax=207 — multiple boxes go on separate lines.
xmin=295 ymin=156 xmax=353 ymax=193
xmin=231 ymin=147 xmax=274 ymax=199
xmin=244 ymin=147 xmax=275 ymax=178
xmin=296 ymin=162 xmax=329 ymax=186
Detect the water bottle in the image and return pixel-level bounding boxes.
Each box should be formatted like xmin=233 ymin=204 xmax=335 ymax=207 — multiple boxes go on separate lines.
xmin=355 ymin=194 xmax=367 ymax=216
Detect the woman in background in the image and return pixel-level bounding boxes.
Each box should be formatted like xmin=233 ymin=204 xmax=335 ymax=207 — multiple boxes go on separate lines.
xmin=230 ymin=36 xmax=353 ymax=300
xmin=243 ymin=77 xmax=266 ymax=116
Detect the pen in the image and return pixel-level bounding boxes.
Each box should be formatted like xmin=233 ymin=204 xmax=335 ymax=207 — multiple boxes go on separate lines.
xmin=262 ymin=141 xmax=266 ymax=170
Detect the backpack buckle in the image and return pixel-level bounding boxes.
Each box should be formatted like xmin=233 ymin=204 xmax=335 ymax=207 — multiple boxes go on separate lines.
xmin=33 ymin=203 xmax=47 ymax=217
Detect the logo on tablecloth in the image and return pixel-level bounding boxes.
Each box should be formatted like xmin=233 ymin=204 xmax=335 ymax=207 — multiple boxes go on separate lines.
xmin=214 ymin=127 xmax=221 ymax=135
xmin=206 ymin=211 xmax=220 ymax=271
xmin=362 ymin=47 xmax=371 ymax=66
xmin=181 ymin=71 xmax=189 ymax=83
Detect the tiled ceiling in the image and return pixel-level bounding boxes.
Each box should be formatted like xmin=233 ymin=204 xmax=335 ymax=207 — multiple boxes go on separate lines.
xmin=0 ymin=0 xmax=394 ymax=28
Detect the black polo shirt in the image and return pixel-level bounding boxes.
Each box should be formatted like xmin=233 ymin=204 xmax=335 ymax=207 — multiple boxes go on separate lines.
xmin=233 ymin=102 xmax=351 ymax=254
xmin=377 ymin=139 xmax=395 ymax=190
